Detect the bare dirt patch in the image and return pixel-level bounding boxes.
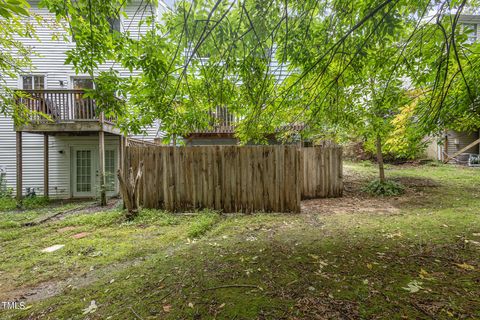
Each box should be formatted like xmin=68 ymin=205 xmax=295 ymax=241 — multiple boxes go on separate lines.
xmin=49 ymin=198 xmax=121 ymax=222
xmin=301 ymin=197 xmax=400 ymax=215
xmin=293 ymin=296 xmax=359 ymax=320
xmin=302 ymin=166 xmax=440 ymax=215
xmin=1 ymin=258 xmax=144 ymax=303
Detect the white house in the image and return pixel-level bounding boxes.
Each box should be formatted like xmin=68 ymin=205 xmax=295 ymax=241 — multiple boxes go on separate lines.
xmin=0 ymin=0 xmax=168 ymax=201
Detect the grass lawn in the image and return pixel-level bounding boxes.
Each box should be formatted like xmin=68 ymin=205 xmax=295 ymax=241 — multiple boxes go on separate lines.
xmin=1 ymin=161 xmax=479 ymax=319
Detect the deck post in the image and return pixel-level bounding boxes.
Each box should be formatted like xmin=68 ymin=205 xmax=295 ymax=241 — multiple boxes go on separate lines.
xmin=99 ymin=130 xmax=106 ymax=206
xmin=119 ymin=135 xmax=125 ymax=171
xmin=44 ymin=134 xmax=49 ymax=198
xmin=119 ymin=135 xmax=126 ymax=209
xmin=16 ymin=131 xmax=22 ymax=205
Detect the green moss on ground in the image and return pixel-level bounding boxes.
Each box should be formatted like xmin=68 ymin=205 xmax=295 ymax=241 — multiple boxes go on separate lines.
xmin=1 ymin=162 xmax=479 ymax=319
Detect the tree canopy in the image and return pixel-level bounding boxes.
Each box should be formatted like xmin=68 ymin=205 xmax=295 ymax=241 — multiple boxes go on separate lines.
xmin=0 ymin=0 xmax=36 ymax=118
xmin=4 ymin=0 xmax=480 ymax=148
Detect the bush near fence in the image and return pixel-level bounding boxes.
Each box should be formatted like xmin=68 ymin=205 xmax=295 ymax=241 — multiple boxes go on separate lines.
xmin=124 ymin=145 xmax=343 ymax=213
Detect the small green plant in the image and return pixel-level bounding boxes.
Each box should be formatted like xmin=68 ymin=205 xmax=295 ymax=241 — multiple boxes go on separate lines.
xmin=363 ymin=179 xmax=404 ymax=196
xmin=131 ymin=209 xmax=180 ymax=226
xmin=0 ymin=197 xmax=16 ymax=211
xmin=22 ymin=196 xmax=50 ymax=209
xmin=187 ymin=210 xmax=220 ymax=238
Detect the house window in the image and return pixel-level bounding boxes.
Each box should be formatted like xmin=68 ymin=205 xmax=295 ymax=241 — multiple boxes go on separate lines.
xmin=22 ymin=75 xmax=45 ymax=90
xmin=107 ymin=16 xmax=121 ymax=33
xmin=72 ymin=16 xmax=120 ymax=42
xmin=463 ymin=23 xmax=478 ymax=44
xmin=72 ymin=78 xmax=94 ymax=90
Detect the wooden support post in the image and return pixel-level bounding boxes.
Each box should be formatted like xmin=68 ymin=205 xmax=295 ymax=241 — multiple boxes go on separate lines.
xmin=443 ymin=137 xmax=480 ymax=164
xmin=44 ymin=134 xmax=49 ymax=198
xmin=99 ymin=130 xmax=106 ymax=206
xmin=119 ymin=135 xmax=125 ymax=209
xmin=16 ymin=131 xmax=22 ymax=205
xmin=119 ymin=135 xmax=125 ymax=171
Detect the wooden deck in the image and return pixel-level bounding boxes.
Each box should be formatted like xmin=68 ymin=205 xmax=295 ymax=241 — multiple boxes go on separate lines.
xmin=188 ymin=106 xmax=237 ymax=136
xmin=14 ymin=90 xmax=120 ymax=135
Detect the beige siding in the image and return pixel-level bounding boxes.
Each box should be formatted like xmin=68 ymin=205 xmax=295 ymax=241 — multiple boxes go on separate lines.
xmin=445 ymin=130 xmax=479 ymax=163
xmin=424 ymin=135 xmax=442 ymax=161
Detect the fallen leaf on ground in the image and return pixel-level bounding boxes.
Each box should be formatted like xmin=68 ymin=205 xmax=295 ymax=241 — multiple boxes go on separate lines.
xmin=82 ymin=300 xmax=97 ymax=315
xmin=163 ymin=305 xmax=171 ymax=312
xmin=455 ymin=262 xmax=475 ymax=270
xmin=419 ymin=268 xmax=434 ymax=280
xmin=465 ymin=239 xmax=480 ymax=246
xmin=72 ymin=232 xmax=89 ymax=239
xmin=402 ymin=280 xmax=423 ymax=293
xmin=41 ymin=244 xmax=64 ymax=253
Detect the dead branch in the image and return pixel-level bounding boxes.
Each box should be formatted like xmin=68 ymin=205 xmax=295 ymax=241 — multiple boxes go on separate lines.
xmin=117 ymin=161 xmax=144 ymax=219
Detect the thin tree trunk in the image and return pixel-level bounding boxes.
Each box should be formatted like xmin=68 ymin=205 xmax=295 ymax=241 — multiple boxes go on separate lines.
xmin=376 ymin=134 xmax=385 ymax=183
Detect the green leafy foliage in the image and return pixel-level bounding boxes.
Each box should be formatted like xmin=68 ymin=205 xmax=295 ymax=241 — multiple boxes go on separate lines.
xmin=0 ymin=0 xmax=37 ymax=120
xmin=0 ymin=0 xmax=30 ymax=18
xmin=362 ymin=179 xmax=405 ymax=196
xmin=5 ymin=0 xmax=480 ymax=157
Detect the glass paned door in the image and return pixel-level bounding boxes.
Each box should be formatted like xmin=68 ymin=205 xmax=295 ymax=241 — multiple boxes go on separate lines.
xmin=105 ymin=149 xmax=116 ymax=193
xmin=73 ymin=148 xmax=96 ymax=197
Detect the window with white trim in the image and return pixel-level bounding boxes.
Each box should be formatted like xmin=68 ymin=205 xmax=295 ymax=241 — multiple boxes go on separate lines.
xmin=21 ymin=75 xmax=45 ymax=90
xmin=107 ymin=16 xmax=121 ymax=33
xmin=463 ymin=23 xmax=478 ymax=44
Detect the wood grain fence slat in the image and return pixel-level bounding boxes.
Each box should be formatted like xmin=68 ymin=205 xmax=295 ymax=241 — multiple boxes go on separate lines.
xmin=124 ymin=145 xmax=342 ymax=213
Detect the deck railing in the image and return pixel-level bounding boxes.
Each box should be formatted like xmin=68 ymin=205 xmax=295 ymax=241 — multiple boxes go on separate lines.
xmin=15 ymin=89 xmax=116 ymax=124
xmin=192 ymin=106 xmax=237 ymax=134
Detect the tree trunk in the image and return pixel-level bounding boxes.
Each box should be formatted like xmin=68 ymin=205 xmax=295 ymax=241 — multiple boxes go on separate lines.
xmin=117 ymin=161 xmax=144 ymax=219
xmin=376 ymin=134 xmax=385 ymax=183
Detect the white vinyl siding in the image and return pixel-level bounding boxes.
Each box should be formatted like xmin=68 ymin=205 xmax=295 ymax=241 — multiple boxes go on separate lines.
xmin=0 ymin=0 xmax=163 ymax=198
xmin=0 ymin=120 xmax=121 ymax=199
xmin=463 ymin=23 xmax=478 ymax=43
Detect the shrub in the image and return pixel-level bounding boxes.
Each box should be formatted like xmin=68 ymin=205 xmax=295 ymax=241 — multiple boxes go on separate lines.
xmin=363 ymin=179 xmax=404 ymax=196
xmin=0 ymin=195 xmax=50 ymax=211
xmin=0 ymin=197 xmax=16 ymax=211
xmin=23 ymin=196 xmax=50 ymax=209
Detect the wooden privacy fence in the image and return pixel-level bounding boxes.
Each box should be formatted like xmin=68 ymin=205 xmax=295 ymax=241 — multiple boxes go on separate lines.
xmin=126 ymin=146 xmax=302 ymax=213
xmin=124 ymin=145 xmax=343 ymax=213
xmin=301 ymin=146 xmax=343 ymax=199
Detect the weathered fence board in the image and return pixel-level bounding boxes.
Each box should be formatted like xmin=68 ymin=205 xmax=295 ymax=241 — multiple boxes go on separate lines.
xmin=125 ymin=145 xmax=303 ymax=213
xmin=124 ymin=145 xmax=342 ymax=213
xmin=301 ymin=146 xmax=343 ymax=199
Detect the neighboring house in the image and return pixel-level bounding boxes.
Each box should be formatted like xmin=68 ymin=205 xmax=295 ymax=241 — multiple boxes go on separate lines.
xmin=0 ymin=1 xmax=166 ymax=200
xmin=426 ymin=14 xmax=480 ymax=164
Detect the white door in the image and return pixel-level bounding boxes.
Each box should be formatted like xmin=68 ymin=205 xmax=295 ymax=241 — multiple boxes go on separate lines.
xmin=72 ymin=148 xmax=96 ymax=197
xmin=105 ymin=148 xmax=117 ymax=195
